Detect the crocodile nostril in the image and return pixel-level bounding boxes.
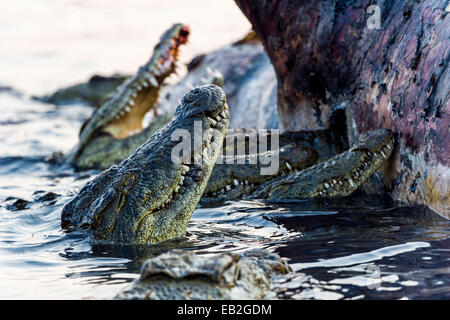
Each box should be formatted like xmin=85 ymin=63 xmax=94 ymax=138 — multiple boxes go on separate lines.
xmin=189 ymin=168 xmax=204 ymax=183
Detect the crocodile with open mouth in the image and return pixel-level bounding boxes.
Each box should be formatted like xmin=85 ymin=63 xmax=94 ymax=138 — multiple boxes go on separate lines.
xmin=66 ymin=23 xmax=190 ymax=170
xmin=62 ymin=84 xmax=229 ymax=244
xmin=202 ymin=142 xmax=319 ymax=201
xmin=203 ymin=128 xmax=394 ymax=201
xmin=251 ymin=129 xmax=395 ymax=200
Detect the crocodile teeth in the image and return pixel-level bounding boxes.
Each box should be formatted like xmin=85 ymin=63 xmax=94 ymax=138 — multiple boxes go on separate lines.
xmin=148 ymin=76 xmax=158 ymax=87
xmin=245 ymin=180 xmax=249 ymax=185
xmin=349 ymin=178 xmax=355 ymax=187
xmin=226 ymin=185 xmax=231 ymax=191
xmin=174 ymin=185 xmax=180 ymax=193
xmin=203 ymin=148 xmax=209 ymax=161
xmin=208 ymin=117 xmax=217 ymax=126
xmin=131 ymin=91 xmax=137 ymax=98
xmin=220 ymin=111 xmax=226 ymax=118
xmin=120 ymin=111 xmax=125 ymax=116
xmin=381 ymin=150 xmax=386 ymax=158
xmin=215 ymin=115 xmax=222 ymax=122
xmin=153 ymin=68 xmax=162 ymax=76
xmin=234 ymin=179 xmax=239 ymax=186
xmin=181 ymin=165 xmax=189 ymax=173
xmin=115 ymin=115 xmax=120 ymax=120
xmin=141 ymin=80 xmax=149 ymax=87
xmin=324 ymin=183 xmax=330 ymax=189
xmin=286 ymin=162 xmax=292 ymax=170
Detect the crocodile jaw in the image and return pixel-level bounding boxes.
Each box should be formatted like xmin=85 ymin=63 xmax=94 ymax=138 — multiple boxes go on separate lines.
xmin=251 ymin=129 xmax=395 ymax=199
xmin=75 ymin=24 xmax=190 ymax=156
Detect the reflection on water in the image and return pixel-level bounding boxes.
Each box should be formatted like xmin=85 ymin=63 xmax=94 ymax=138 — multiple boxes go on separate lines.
xmin=0 ymin=91 xmax=449 ymax=299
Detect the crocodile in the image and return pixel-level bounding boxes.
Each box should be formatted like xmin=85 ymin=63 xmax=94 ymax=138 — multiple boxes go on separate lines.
xmin=202 ymin=143 xmax=319 ymax=201
xmin=66 ymin=23 xmax=190 ymax=170
xmin=116 ymin=249 xmax=291 ymax=300
xmin=205 ymin=128 xmax=394 ymax=201
xmin=34 ymin=74 xmax=128 ymax=108
xmin=252 ymin=129 xmax=395 ymax=200
xmin=61 ymin=84 xmax=229 ymax=244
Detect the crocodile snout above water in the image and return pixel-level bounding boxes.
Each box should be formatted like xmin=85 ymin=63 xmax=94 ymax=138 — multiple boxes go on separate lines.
xmin=251 ymin=129 xmax=395 ymax=200
xmin=61 ymin=84 xmax=229 ymax=244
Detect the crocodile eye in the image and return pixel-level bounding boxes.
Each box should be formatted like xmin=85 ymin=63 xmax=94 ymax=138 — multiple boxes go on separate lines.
xmin=120 ymin=174 xmax=136 ymax=192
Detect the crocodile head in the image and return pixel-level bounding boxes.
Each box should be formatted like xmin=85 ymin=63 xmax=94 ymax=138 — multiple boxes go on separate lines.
xmin=251 ymin=129 xmax=395 ymax=199
xmin=62 ymin=85 xmax=229 ymax=244
xmin=202 ymin=143 xmax=319 ymax=200
xmin=71 ymin=23 xmax=190 ymax=163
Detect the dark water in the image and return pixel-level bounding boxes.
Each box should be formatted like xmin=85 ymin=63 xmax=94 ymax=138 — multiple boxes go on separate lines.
xmin=0 ymin=92 xmax=448 ymax=299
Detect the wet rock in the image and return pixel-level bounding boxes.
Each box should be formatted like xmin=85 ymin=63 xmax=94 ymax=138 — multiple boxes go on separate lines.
xmin=116 ymin=249 xmax=291 ymax=300
xmin=45 ymin=151 xmax=64 ymax=165
xmin=0 ymin=85 xmax=23 ymax=98
xmin=36 ymin=192 xmax=59 ymax=202
xmin=6 ymin=198 xmax=30 ymax=211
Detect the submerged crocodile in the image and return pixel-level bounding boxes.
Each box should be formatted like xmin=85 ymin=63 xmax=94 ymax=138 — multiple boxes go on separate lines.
xmin=62 ymin=84 xmax=394 ymax=245
xmin=252 ymin=129 xmax=394 ymax=200
xmin=203 ymin=128 xmax=394 ymax=201
xmin=116 ymin=249 xmax=291 ymax=300
xmin=66 ymin=23 xmax=190 ymax=170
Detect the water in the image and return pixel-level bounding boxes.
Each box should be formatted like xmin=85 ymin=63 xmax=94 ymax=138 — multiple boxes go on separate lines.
xmin=1 ymin=1 xmax=449 ymax=300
